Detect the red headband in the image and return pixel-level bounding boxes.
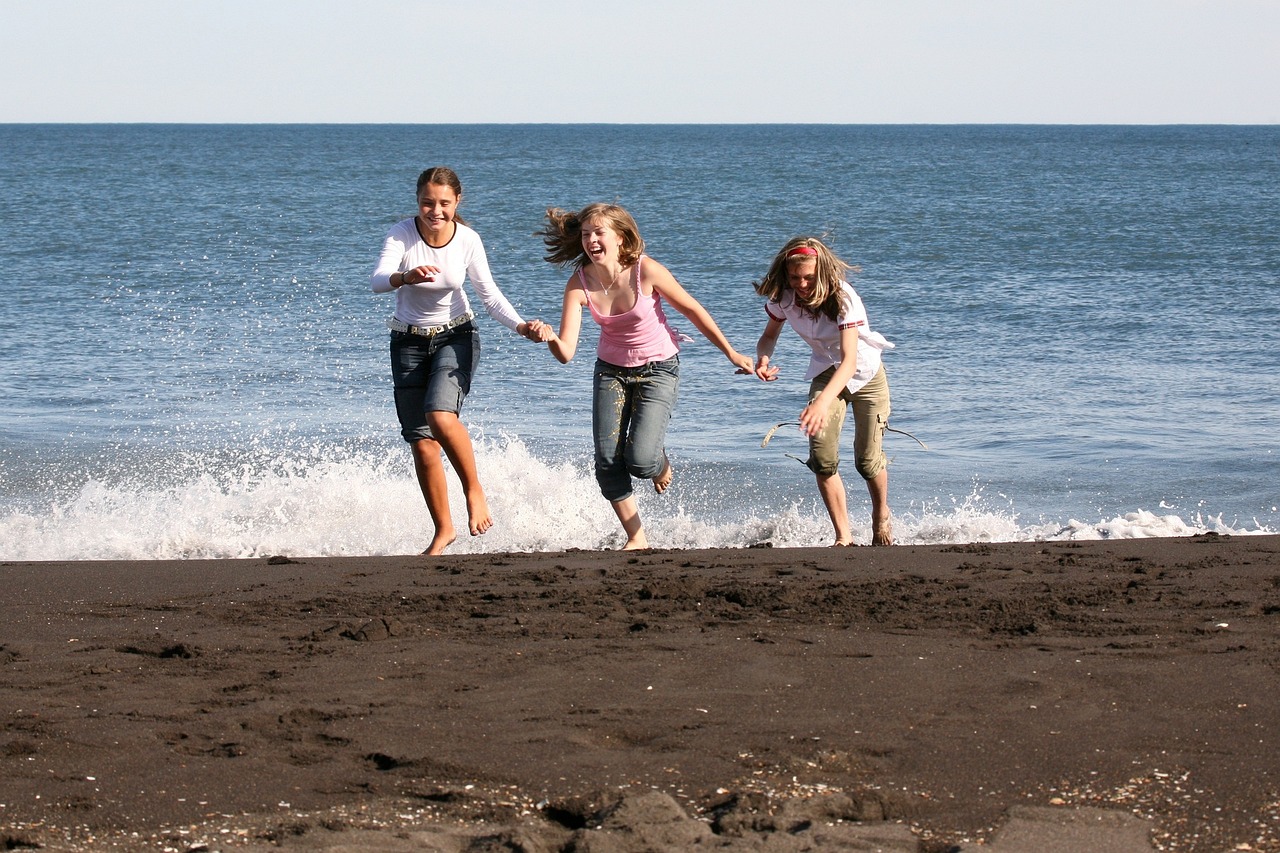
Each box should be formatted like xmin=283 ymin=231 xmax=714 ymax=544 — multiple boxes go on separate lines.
xmin=786 ymin=246 xmax=818 ymax=258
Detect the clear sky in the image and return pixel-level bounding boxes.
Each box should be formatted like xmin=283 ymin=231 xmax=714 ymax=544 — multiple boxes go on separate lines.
xmin=3 ymin=0 xmax=1277 ymax=123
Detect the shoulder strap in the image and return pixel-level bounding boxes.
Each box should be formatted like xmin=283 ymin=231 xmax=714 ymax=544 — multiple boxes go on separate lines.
xmin=578 ymin=267 xmax=597 ymax=310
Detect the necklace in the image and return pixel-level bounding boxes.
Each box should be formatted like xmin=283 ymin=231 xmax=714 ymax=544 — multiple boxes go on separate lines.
xmin=595 ymin=265 xmax=623 ymax=293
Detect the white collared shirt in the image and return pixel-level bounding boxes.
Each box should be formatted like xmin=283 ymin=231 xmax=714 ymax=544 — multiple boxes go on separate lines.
xmin=765 ymin=281 xmax=894 ymax=393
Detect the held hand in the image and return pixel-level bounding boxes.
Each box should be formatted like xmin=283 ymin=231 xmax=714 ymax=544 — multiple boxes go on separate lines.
xmin=729 ymin=351 xmax=755 ymax=374
xmin=524 ymin=319 xmax=556 ymax=343
xmin=752 ymin=356 xmax=781 ymax=382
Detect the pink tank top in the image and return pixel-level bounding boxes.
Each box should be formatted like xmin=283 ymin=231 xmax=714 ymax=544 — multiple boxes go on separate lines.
xmin=581 ymin=257 xmax=681 ymax=367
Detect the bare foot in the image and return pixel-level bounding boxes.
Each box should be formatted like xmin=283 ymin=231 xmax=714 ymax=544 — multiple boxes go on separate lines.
xmin=832 ymin=539 xmax=854 ymax=547
xmin=423 ymin=530 xmax=457 ymax=556
xmin=653 ymin=452 xmax=673 ymax=494
xmin=621 ymin=534 xmax=650 ymax=550
xmin=872 ymin=517 xmax=893 ymax=546
xmin=467 ymin=491 xmax=493 ymax=537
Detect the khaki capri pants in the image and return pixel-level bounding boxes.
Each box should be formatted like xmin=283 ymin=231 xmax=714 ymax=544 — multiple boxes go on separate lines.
xmin=806 ymin=364 xmax=891 ymax=479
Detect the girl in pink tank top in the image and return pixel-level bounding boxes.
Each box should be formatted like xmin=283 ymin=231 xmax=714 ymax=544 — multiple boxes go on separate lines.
xmin=528 ymin=203 xmax=753 ymax=551
xmin=579 ymin=257 xmax=681 ymax=367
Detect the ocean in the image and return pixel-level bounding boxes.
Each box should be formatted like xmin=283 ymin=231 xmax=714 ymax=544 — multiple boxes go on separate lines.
xmin=1 ymin=124 xmax=1276 ymax=559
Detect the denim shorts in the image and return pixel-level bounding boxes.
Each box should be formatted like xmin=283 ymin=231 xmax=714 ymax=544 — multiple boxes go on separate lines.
xmin=389 ymin=322 xmax=479 ymax=443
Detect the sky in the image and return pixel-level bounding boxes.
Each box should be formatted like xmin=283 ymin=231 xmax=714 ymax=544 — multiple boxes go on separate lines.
xmin=2 ymin=0 xmax=1277 ymax=124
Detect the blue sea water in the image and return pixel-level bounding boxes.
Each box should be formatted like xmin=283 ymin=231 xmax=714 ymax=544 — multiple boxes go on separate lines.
xmin=0 ymin=124 xmax=1277 ymax=559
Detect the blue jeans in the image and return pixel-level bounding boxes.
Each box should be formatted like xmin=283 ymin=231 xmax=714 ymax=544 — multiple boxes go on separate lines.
xmin=592 ymin=356 xmax=680 ymax=502
xmin=390 ymin=323 xmax=479 ymax=442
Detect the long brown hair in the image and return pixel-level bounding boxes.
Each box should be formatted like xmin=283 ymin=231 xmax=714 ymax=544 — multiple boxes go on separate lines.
xmin=540 ymin=203 xmax=645 ymax=269
xmin=753 ymin=236 xmax=854 ymax=322
xmin=415 ymin=166 xmax=467 ymax=226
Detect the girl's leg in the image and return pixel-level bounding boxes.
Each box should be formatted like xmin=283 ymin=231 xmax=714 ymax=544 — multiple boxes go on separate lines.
xmin=593 ymin=363 xmax=640 ymax=545
xmin=851 ymin=366 xmax=893 ymax=545
xmin=592 ymin=363 xmax=635 ymax=503
xmin=867 ymin=468 xmax=892 ymax=546
xmin=610 ymin=496 xmax=649 ymax=550
xmin=594 ymin=357 xmax=679 ymax=546
xmin=409 ymin=438 xmax=456 ymax=555
xmin=623 ymin=357 xmax=679 ymax=493
xmin=805 ymin=369 xmax=852 ymax=545
xmin=427 ymin=410 xmax=492 ymax=539
xmin=393 ymin=334 xmax=461 ymax=554
xmin=816 ymin=471 xmax=854 ymax=546
xmin=399 ymin=326 xmax=486 ymax=554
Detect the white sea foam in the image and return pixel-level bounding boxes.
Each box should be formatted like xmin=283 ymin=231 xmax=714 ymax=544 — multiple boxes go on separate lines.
xmin=0 ymin=435 xmax=1270 ymax=562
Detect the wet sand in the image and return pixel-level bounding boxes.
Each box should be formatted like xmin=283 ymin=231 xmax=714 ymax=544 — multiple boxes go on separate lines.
xmin=2 ymin=534 xmax=1278 ymax=851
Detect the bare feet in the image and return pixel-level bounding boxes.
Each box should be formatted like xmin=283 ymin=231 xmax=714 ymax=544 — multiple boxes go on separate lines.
xmin=832 ymin=539 xmax=854 ymax=547
xmin=872 ymin=517 xmax=894 ymax=546
xmin=611 ymin=497 xmax=647 ymax=550
xmin=467 ymin=490 xmax=493 ymax=537
xmin=423 ymin=530 xmax=457 ymax=556
xmin=653 ymin=452 xmax=673 ymax=494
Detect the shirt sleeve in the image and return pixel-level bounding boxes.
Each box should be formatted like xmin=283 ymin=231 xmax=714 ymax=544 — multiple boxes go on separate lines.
xmin=369 ymin=224 xmax=407 ymax=293
xmin=836 ymin=283 xmax=868 ymax=331
xmin=465 ymin=234 xmax=525 ymax=332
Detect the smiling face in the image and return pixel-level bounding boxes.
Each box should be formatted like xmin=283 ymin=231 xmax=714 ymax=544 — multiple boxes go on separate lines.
xmin=416 ymin=182 xmax=459 ymax=239
xmin=787 ymin=257 xmax=819 ymax=300
xmin=580 ymin=216 xmax=624 ymax=265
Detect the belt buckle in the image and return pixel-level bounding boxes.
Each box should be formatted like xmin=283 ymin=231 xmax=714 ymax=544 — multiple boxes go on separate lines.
xmin=407 ymin=313 xmax=469 ymax=337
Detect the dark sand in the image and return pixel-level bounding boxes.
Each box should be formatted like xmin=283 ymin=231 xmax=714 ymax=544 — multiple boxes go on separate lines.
xmin=2 ymin=534 xmax=1278 ymax=852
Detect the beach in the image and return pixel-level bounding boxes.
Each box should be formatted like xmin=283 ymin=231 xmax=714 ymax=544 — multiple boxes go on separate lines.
xmin=2 ymin=534 xmax=1278 ymax=851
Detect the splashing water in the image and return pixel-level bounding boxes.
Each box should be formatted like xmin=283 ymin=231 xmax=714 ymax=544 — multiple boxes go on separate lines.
xmin=0 ymin=434 xmax=1269 ymax=561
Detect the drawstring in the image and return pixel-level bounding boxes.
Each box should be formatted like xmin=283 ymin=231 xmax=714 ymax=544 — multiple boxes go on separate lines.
xmin=761 ymin=420 xmax=929 ymax=466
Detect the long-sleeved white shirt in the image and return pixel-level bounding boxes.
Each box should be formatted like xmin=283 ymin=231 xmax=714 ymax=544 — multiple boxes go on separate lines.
xmin=370 ymin=219 xmax=524 ymax=332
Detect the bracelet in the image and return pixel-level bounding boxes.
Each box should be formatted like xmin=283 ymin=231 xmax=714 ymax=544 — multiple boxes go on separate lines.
xmin=398 ymin=272 xmax=408 ymax=287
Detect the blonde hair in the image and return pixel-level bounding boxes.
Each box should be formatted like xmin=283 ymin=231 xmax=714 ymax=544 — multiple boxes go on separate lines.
xmin=753 ymin=237 xmax=854 ymax=322
xmin=540 ymin=203 xmax=646 ymax=269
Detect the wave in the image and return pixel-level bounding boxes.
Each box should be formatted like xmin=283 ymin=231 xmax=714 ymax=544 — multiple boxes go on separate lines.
xmin=0 ymin=435 xmax=1270 ymax=561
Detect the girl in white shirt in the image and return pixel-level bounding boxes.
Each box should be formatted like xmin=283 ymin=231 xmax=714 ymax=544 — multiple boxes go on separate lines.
xmin=370 ymin=167 xmax=538 ymax=555
xmin=749 ymin=237 xmax=895 ymax=546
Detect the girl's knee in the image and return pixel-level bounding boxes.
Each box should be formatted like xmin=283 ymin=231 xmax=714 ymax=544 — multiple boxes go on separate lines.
xmin=854 ymin=454 xmax=887 ymax=481
xmin=626 ymin=453 xmax=664 ymax=481
xmin=806 ymin=454 xmax=840 ymax=477
xmin=425 ymin=409 xmax=461 ymax=430
xmin=595 ymin=462 xmax=632 ymax=503
xmin=597 ymin=483 xmax=633 ymax=503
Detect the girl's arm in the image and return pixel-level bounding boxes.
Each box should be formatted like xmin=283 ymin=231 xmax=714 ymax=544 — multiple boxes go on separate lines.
xmin=646 ymin=259 xmax=754 ymax=373
xmin=543 ymin=279 xmax=586 ymax=364
xmin=370 ymin=223 xmax=444 ymax=292
xmin=464 ymin=235 xmax=528 ymax=335
xmin=752 ymin=315 xmax=785 ymax=381
xmin=798 ymin=325 xmax=860 ymax=437
xmin=369 ymin=230 xmax=408 ymax=293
